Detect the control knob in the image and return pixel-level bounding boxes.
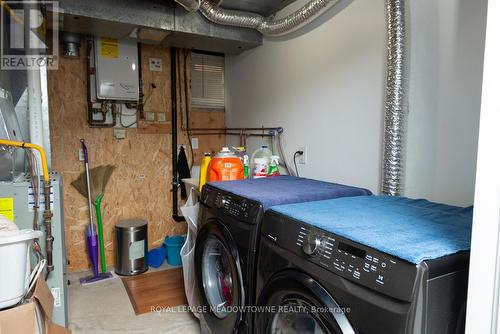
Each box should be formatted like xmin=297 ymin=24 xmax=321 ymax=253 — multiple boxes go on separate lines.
xmin=303 ymin=233 xmax=321 ymax=255
xmin=216 ymin=197 xmax=228 ymax=209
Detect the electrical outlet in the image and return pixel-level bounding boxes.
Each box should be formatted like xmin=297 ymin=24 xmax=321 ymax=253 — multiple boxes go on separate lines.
xmin=157 ymin=112 xmax=166 ymax=122
xmin=145 ymin=112 xmax=155 ymax=122
xmin=298 ymin=146 xmax=307 ymax=164
xmin=191 ymin=137 xmax=199 ymax=150
xmin=114 ymin=128 xmax=127 ymax=139
xmin=149 ymin=58 xmax=162 ymax=72
xmin=78 ymin=149 xmax=84 ymax=161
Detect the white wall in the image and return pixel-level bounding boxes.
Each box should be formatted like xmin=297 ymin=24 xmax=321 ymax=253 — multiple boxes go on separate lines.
xmin=405 ymin=0 xmax=486 ymax=206
xmin=225 ymin=0 xmax=486 ymax=206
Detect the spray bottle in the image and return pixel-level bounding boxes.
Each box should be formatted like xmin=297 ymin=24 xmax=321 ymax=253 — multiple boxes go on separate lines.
xmin=268 ymin=155 xmax=280 ymax=177
xmin=243 ymin=155 xmax=249 ymax=178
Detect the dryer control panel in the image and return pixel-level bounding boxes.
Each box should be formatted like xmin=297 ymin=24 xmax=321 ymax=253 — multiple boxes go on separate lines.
xmin=297 ymin=225 xmax=395 ymax=287
xmin=201 ymin=185 xmax=263 ymax=224
xmin=263 ymin=211 xmax=419 ymax=302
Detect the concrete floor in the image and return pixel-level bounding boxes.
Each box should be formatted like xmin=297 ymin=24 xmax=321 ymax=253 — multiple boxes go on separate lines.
xmin=67 ymin=267 xmax=201 ymax=334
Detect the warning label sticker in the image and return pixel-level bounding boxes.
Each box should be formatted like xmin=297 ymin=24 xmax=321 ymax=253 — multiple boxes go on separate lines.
xmin=100 ymin=37 xmax=119 ymax=58
xmin=0 ymin=198 xmax=14 ymax=222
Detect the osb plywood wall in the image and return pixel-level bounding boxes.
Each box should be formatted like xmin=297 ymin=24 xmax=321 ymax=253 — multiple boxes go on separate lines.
xmin=48 ymin=41 xmax=224 ymax=272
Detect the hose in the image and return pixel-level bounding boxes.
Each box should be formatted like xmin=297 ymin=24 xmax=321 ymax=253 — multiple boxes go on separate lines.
xmin=277 ymin=131 xmax=295 ymax=176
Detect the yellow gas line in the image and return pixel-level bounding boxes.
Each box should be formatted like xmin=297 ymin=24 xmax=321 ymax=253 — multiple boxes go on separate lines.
xmin=0 ymin=139 xmax=50 ymax=183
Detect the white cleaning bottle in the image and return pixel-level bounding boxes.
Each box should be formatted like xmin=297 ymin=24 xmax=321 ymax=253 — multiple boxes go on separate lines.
xmin=251 ymin=145 xmax=273 ymax=179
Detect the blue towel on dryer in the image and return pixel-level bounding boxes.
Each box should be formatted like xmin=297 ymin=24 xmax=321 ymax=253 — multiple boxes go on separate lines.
xmin=208 ymin=175 xmax=372 ymax=210
xmin=270 ymin=196 xmax=473 ymax=264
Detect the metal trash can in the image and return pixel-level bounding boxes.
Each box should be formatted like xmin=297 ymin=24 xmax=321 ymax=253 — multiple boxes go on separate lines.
xmin=115 ymin=219 xmax=148 ymax=276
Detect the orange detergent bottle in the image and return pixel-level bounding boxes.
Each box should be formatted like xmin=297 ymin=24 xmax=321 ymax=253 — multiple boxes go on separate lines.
xmin=208 ymin=147 xmax=244 ymax=182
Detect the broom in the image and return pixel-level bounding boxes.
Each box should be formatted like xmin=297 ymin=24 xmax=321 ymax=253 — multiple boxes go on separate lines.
xmin=72 ymin=160 xmax=115 ymax=276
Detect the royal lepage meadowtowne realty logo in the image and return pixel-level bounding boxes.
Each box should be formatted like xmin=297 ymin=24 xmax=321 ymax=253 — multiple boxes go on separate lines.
xmin=1 ymin=1 xmax=59 ymax=70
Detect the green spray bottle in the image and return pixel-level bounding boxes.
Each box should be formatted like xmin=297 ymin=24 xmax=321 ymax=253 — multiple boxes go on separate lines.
xmin=243 ymin=155 xmax=249 ymax=178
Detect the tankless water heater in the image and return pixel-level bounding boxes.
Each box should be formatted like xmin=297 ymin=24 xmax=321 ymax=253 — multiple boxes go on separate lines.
xmin=94 ymin=37 xmax=139 ymax=101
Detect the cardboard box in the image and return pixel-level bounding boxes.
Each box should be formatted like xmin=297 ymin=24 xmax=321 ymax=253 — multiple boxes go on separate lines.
xmin=0 ymin=277 xmax=70 ymax=334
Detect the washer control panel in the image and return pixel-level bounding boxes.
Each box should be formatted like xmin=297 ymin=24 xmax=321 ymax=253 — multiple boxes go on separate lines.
xmin=202 ymin=186 xmax=262 ymax=224
xmin=263 ymin=212 xmax=418 ymax=302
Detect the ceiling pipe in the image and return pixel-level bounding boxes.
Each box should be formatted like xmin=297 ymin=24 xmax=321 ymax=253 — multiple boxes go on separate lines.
xmin=176 ymin=0 xmax=341 ymax=36
xmin=381 ymin=0 xmax=409 ymax=196
xmin=61 ymin=32 xmax=81 ymax=58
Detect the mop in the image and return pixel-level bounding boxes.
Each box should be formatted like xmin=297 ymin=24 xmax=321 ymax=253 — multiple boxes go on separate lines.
xmin=72 ymin=139 xmax=115 ymax=285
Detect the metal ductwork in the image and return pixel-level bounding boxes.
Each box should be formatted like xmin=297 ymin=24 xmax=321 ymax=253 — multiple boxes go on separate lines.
xmin=61 ymin=32 xmax=81 ymax=58
xmin=381 ymin=0 xmax=409 ymax=196
xmin=50 ymin=0 xmax=262 ymax=55
xmin=177 ymin=0 xmax=341 ymax=36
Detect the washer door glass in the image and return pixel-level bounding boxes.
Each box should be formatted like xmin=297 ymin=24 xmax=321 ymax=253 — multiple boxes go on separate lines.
xmin=201 ymin=236 xmax=237 ymax=319
xmin=270 ymin=300 xmax=333 ymax=334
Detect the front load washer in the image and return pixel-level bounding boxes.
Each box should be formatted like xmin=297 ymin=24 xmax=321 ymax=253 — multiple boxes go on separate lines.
xmin=256 ymin=196 xmax=472 ymax=334
xmin=195 ymin=176 xmax=372 ymax=334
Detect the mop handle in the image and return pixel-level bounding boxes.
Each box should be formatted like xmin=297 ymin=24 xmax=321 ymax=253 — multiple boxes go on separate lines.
xmin=80 ymin=139 xmax=95 ymax=231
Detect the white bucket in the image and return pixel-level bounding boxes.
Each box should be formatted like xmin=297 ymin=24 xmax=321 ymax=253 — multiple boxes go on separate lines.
xmin=0 ymin=229 xmax=43 ymax=309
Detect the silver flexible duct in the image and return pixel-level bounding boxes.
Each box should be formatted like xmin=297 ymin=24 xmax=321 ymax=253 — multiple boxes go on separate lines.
xmin=176 ymin=0 xmax=200 ymax=12
xmin=194 ymin=0 xmax=340 ymax=36
xmin=199 ymin=1 xmax=262 ymax=29
xmin=381 ymin=0 xmax=409 ymax=196
xmin=259 ymin=0 xmax=340 ymax=36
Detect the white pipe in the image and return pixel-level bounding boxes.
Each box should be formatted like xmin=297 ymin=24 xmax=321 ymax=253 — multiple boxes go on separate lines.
xmin=26 ymin=1 xmax=48 ymax=175
xmin=40 ymin=62 xmax=52 ymax=169
xmin=27 ymin=68 xmax=44 ymax=176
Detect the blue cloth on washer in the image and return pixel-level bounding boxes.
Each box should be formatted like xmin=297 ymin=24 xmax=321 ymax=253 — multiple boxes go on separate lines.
xmin=207 ymin=175 xmax=372 ymax=210
xmin=270 ymin=196 xmax=473 ymax=264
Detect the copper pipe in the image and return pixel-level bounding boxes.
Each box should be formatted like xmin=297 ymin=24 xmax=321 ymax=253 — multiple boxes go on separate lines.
xmin=182 ymin=126 xmax=281 ymax=132
xmin=190 ymin=132 xmax=275 ymax=137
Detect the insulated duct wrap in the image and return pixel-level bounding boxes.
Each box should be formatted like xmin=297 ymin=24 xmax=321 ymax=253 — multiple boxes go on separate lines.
xmin=381 ymin=0 xmax=409 ymax=196
xmin=198 ymin=0 xmax=340 ymax=36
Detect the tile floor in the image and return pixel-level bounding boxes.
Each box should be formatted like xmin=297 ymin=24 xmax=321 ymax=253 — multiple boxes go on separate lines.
xmin=67 ymin=267 xmax=200 ymax=334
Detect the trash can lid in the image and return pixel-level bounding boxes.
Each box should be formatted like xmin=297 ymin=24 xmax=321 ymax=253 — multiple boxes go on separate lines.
xmin=115 ymin=219 xmax=148 ymax=230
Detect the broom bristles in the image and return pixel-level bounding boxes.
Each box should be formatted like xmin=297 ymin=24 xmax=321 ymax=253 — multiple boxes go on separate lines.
xmin=71 ymin=165 xmax=115 ymax=203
